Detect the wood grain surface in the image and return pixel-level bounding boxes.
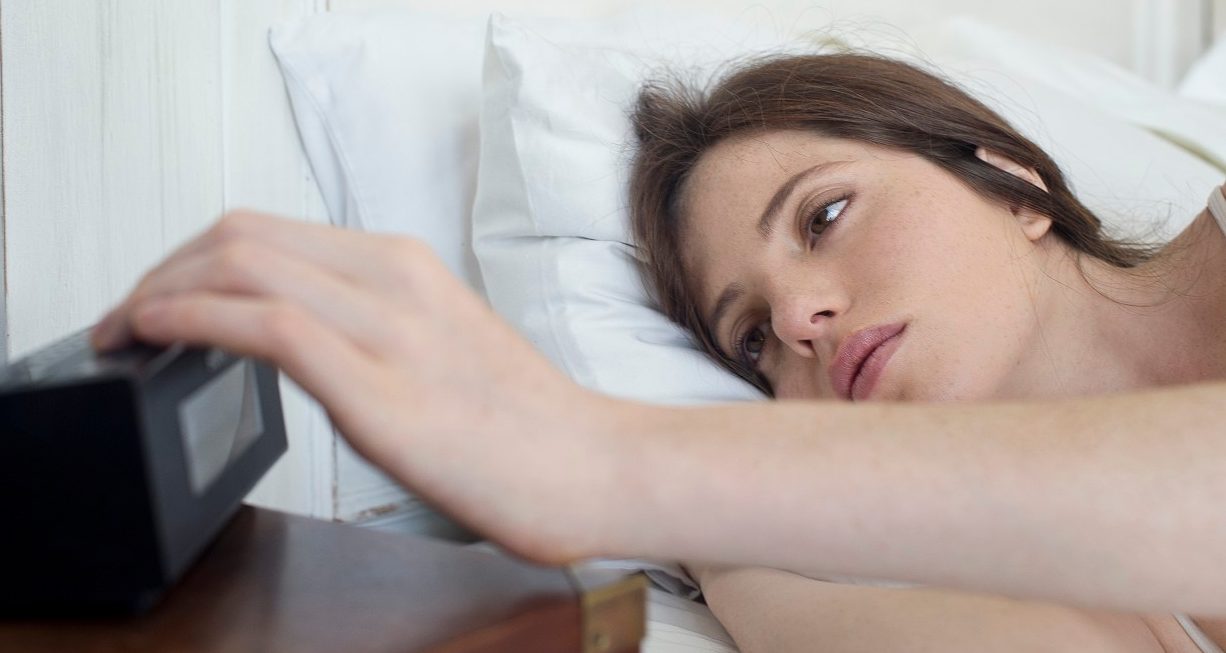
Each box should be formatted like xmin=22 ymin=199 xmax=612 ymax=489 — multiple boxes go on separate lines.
xmin=0 ymin=506 xmax=590 ymax=653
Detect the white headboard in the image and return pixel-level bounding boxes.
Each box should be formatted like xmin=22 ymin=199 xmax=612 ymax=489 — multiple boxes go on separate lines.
xmin=0 ymin=0 xmax=1218 ymax=527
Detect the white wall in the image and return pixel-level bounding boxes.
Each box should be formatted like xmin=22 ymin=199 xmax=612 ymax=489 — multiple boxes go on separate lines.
xmin=0 ymin=0 xmax=1216 ymax=531
xmin=0 ymin=0 xmax=337 ymax=521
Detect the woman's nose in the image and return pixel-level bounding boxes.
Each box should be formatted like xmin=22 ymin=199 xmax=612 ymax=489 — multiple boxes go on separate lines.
xmin=771 ymin=301 xmax=835 ymax=359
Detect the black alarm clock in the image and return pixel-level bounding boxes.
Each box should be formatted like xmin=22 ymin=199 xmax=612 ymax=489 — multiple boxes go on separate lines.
xmin=0 ymin=328 xmax=286 ymax=615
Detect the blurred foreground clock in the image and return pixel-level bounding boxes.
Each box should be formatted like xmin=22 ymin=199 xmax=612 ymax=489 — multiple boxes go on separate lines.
xmin=0 ymin=328 xmax=286 ymax=615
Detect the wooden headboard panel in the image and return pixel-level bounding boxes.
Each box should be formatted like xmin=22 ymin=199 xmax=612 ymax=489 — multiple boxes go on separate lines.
xmin=0 ymin=0 xmax=1217 ymax=525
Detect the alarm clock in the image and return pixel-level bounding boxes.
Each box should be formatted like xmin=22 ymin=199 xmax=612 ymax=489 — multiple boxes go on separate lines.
xmin=0 ymin=328 xmax=287 ymax=615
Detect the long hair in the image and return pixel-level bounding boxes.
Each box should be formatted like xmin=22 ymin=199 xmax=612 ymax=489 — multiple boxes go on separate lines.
xmin=629 ymin=53 xmax=1157 ymax=394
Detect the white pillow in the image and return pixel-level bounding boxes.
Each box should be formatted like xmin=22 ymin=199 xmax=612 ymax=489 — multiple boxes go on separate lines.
xmin=472 ymin=13 xmax=1226 ymax=407
xmin=905 ymin=18 xmax=1226 ymax=177
xmin=268 ymin=9 xmax=500 ymax=528
xmin=269 ymin=9 xmax=487 ymax=292
xmin=267 ymin=6 xmax=794 ymax=294
xmin=1180 ymin=36 xmax=1226 ymax=111
xmin=473 ymin=13 xmax=782 ymax=404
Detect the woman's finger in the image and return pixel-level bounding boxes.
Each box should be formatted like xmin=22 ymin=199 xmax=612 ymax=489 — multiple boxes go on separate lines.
xmin=92 ymin=238 xmax=404 ymax=355
xmin=169 ymin=211 xmax=437 ymax=298
xmin=127 ymin=291 xmax=392 ymax=455
xmin=95 ymin=211 xmax=449 ymax=345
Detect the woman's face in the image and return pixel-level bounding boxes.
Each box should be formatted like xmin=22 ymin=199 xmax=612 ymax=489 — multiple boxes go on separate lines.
xmin=680 ymin=130 xmax=1054 ymax=402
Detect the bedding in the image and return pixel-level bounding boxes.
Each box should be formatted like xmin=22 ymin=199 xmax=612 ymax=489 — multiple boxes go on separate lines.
xmin=1180 ymin=35 xmax=1226 ymax=109
xmin=645 ymin=589 xmax=739 ymax=653
xmin=905 ymin=18 xmax=1226 ymax=171
xmin=269 ymin=10 xmax=488 ymax=292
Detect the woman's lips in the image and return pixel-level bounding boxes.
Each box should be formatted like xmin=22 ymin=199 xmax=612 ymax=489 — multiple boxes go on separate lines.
xmin=829 ymin=322 xmax=907 ymax=401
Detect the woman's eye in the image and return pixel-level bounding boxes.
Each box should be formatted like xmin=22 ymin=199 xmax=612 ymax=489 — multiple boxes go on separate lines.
xmin=737 ymin=323 xmax=769 ymax=365
xmin=807 ymin=197 xmax=848 ymax=240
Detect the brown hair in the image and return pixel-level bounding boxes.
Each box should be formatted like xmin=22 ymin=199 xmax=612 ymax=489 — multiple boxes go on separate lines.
xmin=629 ymin=52 xmax=1157 ymax=394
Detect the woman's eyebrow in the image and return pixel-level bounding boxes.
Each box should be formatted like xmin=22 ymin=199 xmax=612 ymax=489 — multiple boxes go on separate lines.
xmin=757 ymin=160 xmax=848 ymax=238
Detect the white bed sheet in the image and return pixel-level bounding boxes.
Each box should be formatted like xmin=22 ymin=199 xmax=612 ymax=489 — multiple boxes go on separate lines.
xmin=572 ymin=557 xmax=737 ymax=651
xmin=644 ymin=588 xmax=738 ymax=653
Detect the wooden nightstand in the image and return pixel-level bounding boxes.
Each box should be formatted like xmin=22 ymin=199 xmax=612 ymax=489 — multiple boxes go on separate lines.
xmin=0 ymin=506 xmax=645 ymax=653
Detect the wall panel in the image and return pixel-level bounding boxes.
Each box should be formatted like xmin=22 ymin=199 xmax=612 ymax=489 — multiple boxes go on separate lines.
xmin=3 ymin=0 xmax=223 ymax=358
xmin=0 ymin=0 xmax=338 ymax=521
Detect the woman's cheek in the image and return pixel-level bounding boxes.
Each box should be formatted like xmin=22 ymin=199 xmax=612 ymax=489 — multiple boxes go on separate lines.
xmin=770 ymin=356 xmax=829 ymax=400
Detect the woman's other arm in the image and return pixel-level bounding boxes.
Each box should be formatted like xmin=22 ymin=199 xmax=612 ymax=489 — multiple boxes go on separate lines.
xmin=696 ymin=566 xmax=1171 ymax=653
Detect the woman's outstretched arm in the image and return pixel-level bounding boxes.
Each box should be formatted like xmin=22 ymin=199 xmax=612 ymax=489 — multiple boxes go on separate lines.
xmin=596 ymin=386 xmax=1226 ymax=616
xmin=92 ymin=211 xmax=1226 ymax=617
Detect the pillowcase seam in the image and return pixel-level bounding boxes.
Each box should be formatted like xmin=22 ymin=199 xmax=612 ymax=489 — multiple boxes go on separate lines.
xmin=270 ymin=35 xmax=375 ymax=231
xmin=490 ymin=19 xmax=595 ymax=386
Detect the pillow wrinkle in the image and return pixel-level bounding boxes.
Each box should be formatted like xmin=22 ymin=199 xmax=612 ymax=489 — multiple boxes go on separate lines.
xmin=272 ymin=26 xmax=378 ymax=233
xmin=540 ymin=237 xmax=595 ymax=387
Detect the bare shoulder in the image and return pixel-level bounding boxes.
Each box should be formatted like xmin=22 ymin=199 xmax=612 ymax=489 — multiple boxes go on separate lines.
xmin=699 ymin=566 xmax=1170 ymax=653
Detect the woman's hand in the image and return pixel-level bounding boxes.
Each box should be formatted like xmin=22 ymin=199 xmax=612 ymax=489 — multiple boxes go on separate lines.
xmin=91 ymin=210 xmax=628 ymax=563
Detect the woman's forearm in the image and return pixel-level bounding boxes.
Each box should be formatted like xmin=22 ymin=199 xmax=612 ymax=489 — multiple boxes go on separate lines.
xmin=600 ymin=382 xmax=1226 ymax=615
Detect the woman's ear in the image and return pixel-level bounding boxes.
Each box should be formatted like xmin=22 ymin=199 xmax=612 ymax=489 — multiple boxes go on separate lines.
xmin=974 ymin=147 xmax=1048 ymax=191
xmin=975 ymin=146 xmax=1052 ymax=242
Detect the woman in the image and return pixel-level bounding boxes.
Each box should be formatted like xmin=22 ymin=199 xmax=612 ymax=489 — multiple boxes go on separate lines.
xmin=89 ymin=53 xmax=1225 ymax=651
xmin=626 ymin=53 xmax=1226 ymax=652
